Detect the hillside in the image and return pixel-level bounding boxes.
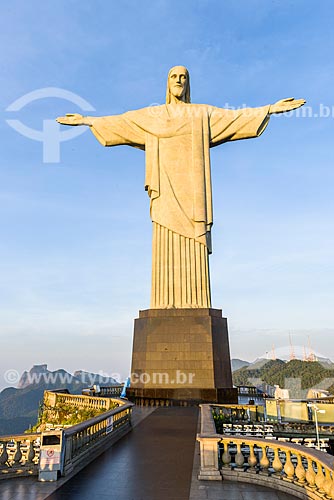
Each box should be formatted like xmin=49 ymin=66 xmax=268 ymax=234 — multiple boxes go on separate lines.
xmin=0 ymin=365 xmax=120 ymax=435
xmin=233 ymin=359 xmax=334 ymax=395
xmin=231 ymin=358 xmax=250 ymax=371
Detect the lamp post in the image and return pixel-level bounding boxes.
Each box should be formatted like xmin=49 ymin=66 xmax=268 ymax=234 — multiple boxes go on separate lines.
xmin=307 ymin=403 xmax=326 ymax=450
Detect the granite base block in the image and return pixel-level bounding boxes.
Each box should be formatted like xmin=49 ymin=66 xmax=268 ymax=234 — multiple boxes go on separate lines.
xmin=128 ymin=308 xmax=237 ymax=405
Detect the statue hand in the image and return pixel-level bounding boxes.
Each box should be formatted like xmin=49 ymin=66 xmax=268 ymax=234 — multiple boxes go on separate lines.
xmin=56 ymin=113 xmax=86 ymax=125
xmin=269 ymin=98 xmax=306 ymax=114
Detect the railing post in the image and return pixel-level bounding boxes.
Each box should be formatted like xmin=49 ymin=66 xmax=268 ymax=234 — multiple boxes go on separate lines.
xmin=63 ymin=434 xmax=73 ymax=475
xmin=197 ymin=436 xmax=221 ymax=480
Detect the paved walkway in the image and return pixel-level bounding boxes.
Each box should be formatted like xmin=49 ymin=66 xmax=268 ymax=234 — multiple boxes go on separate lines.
xmin=0 ymin=407 xmax=156 ymax=500
xmin=0 ymin=406 xmax=297 ymax=500
xmin=47 ymin=406 xmax=198 ymax=500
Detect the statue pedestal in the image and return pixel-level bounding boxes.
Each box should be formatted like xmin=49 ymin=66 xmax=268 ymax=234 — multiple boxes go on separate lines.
xmin=127 ymin=308 xmax=237 ymax=405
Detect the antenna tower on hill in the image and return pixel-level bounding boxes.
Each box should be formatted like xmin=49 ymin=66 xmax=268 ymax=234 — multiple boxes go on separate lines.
xmin=289 ymin=333 xmax=296 ymax=361
xmin=307 ymin=335 xmax=317 ymax=362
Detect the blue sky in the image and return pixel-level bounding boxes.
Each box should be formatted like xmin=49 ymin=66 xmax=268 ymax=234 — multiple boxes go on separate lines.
xmin=0 ymin=0 xmax=333 ymax=388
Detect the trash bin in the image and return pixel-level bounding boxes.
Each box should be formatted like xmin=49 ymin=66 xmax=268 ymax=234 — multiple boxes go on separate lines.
xmin=38 ymin=430 xmax=64 ymax=481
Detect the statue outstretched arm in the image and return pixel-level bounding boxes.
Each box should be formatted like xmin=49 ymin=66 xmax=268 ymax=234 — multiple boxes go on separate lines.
xmin=209 ymin=97 xmax=306 ymax=147
xmin=268 ymin=98 xmax=306 ymax=114
xmin=57 ymin=111 xmax=146 ymax=149
xmin=56 ymin=113 xmax=93 ymax=126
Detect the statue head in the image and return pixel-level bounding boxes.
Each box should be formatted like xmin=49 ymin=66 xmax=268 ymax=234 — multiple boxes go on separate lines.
xmin=166 ymin=65 xmax=191 ymax=104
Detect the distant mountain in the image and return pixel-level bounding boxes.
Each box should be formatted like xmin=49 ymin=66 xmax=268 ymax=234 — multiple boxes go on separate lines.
xmin=231 ymin=359 xmax=250 ymax=372
xmin=18 ymin=365 xmax=118 ymax=389
xmin=232 ymin=359 xmax=334 ymax=398
xmin=246 ymin=358 xmax=274 ymax=370
xmin=0 ymin=365 xmax=120 ymax=436
xmin=316 ymin=357 xmax=334 ymax=369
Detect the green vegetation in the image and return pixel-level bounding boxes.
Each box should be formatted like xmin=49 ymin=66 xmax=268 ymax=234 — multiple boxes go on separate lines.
xmin=233 ymin=359 xmax=334 ymax=393
xmin=213 ymin=411 xmax=230 ymax=433
xmin=32 ymin=400 xmax=119 ymax=432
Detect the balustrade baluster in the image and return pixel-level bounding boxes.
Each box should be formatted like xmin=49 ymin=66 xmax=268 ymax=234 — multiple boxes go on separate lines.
xmin=283 ymin=450 xmax=295 ymax=482
xmin=82 ymin=429 xmax=87 ymax=447
xmin=73 ymin=433 xmax=79 ymax=455
xmin=26 ymin=439 xmax=35 ymax=464
xmin=71 ymin=435 xmax=76 ymax=456
xmin=305 ymin=457 xmax=316 ymax=489
xmin=247 ymin=443 xmax=257 ymax=469
xmin=76 ymin=431 xmax=81 ymax=452
xmin=0 ymin=442 xmax=8 ymax=466
xmin=13 ymin=440 xmax=22 ymax=465
xmin=315 ymin=462 xmax=326 ymax=495
xmin=235 ymin=442 xmax=244 ymax=468
xmin=259 ymin=444 xmax=270 ymax=472
xmin=323 ymin=468 xmax=333 ymax=498
xmin=271 ymin=448 xmax=283 ymax=474
xmin=221 ymin=441 xmax=231 ymax=467
xmin=21 ymin=439 xmax=34 ymax=465
xmin=294 ymin=453 xmax=306 ymax=484
xmin=86 ymin=428 xmax=91 ymax=446
xmin=330 ymin=473 xmax=334 ymax=500
xmin=272 ymin=447 xmax=283 ymax=475
xmin=86 ymin=427 xmax=91 ymax=446
xmin=80 ymin=430 xmax=84 ymax=448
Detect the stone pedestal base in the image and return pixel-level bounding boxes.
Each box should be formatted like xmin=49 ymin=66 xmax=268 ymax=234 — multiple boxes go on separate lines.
xmin=127 ymin=308 xmax=237 ymax=405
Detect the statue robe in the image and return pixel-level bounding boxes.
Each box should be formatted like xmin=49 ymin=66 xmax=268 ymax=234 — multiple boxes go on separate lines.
xmin=89 ymin=103 xmax=270 ymax=309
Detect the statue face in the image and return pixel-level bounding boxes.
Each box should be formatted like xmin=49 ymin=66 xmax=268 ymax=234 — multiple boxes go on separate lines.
xmin=168 ymin=66 xmax=188 ymax=100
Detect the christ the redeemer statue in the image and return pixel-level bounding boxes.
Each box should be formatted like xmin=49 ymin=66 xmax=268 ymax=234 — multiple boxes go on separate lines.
xmin=57 ymin=66 xmax=305 ymax=310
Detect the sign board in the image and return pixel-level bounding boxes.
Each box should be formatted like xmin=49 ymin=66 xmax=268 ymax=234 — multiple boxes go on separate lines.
xmin=40 ymin=448 xmax=61 ymax=468
xmin=39 ymin=431 xmax=64 ymax=481
xmin=106 ymin=416 xmax=114 ymax=434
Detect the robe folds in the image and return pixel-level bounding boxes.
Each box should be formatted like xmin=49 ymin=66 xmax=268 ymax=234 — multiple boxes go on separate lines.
xmin=90 ymin=103 xmax=270 ymax=309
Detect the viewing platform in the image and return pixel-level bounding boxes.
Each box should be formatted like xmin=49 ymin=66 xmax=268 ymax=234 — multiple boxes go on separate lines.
xmin=1 ymin=406 xmax=298 ymax=500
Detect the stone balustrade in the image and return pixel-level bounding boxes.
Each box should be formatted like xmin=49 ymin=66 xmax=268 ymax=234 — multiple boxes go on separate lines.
xmin=0 ymin=433 xmax=40 ymax=479
xmin=0 ymin=391 xmax=133 ymax=481
xmin=213 ymin=412 xmax=333 ymax=452
xmin=63 ymin=401 xmax=133 ymax=476
xmin=275 ymin=422 xmax=334 ymax=437
xmin=197 ymin=404 xmax=334 ymax=499
xmin=44 ymin=390 xmax=118 ymax=411
xmin=216 ymin=422 xmax=274 ymax=438
xmin=99 ymin=385 xmax=123 ymax=397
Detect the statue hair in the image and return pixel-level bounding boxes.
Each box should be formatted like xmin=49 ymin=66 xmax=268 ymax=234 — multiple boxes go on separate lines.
xmin=166 ymin=66 xmax=191 ymax=104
